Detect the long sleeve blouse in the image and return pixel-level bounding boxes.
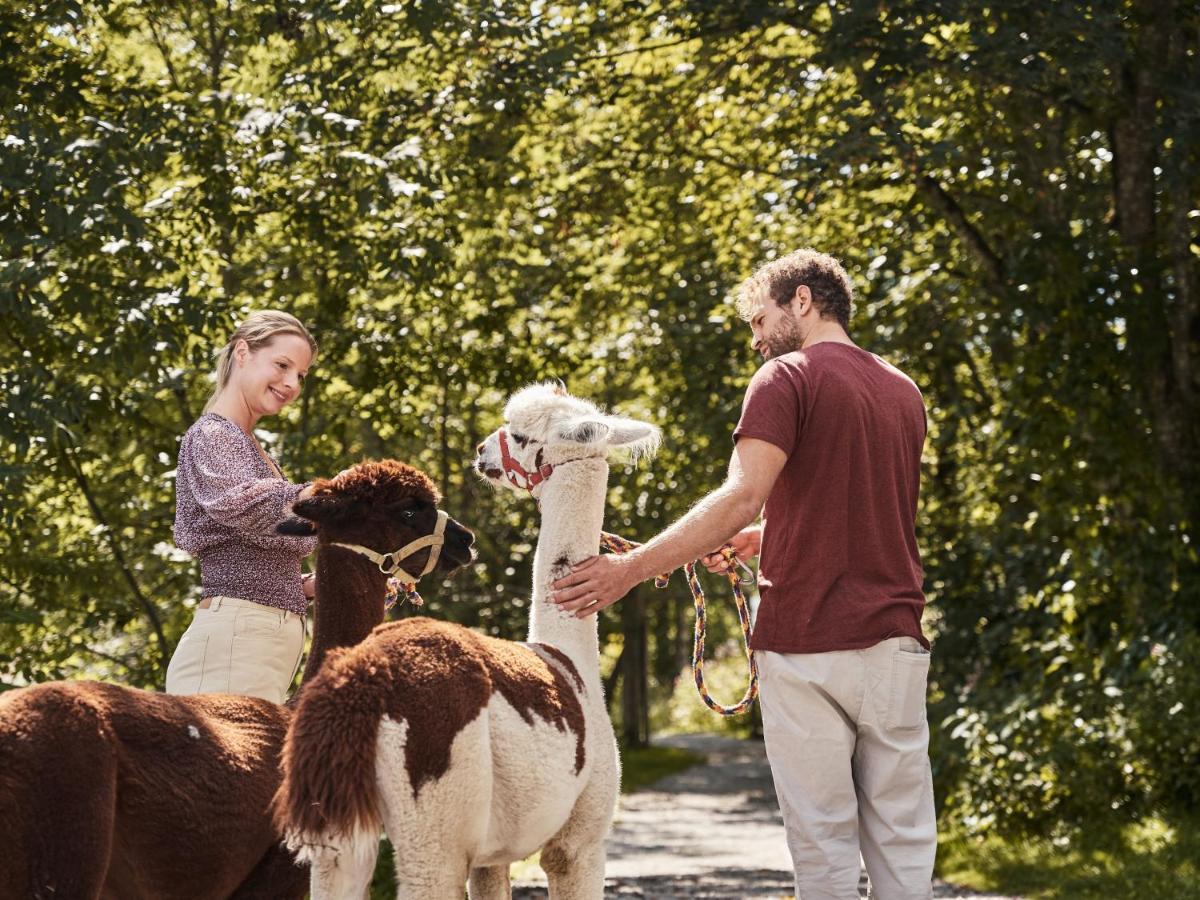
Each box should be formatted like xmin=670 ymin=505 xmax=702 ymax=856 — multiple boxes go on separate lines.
xmin=173 ymin=413 xmax=317 ymax=615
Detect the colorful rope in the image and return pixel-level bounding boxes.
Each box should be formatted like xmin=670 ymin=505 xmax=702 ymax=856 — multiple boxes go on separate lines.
xmin=599 ymin=531 xmax=759 ymax=716
xmin=385 ymin=578 xmax=423 ymax=611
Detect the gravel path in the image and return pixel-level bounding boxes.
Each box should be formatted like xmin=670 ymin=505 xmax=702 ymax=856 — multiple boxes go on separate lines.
xmin=512 ymin=733 xmax=1019 ymax=899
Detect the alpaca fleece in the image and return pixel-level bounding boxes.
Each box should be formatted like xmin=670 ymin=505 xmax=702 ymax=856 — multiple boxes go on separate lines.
xmin=275 ymin=616 xmax=587 ymax=840
xmin=0 ymin=459 xmax=469 ymax=900
xmin=0 ymin=683 xmax=290 ymax=899
xmin=275 ymin=384 xmax=660 ymax=899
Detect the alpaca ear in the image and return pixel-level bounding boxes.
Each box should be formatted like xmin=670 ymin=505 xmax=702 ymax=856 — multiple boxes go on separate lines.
xmin=604 ymin=416 xmax=661 ymax=457
xmin=556 ymin=418 xmax=611 ymax=446
xmin=291 ymin=491 xmax=364 ymax=526
xmin=277 ymin=517 xmax=318 ymax=536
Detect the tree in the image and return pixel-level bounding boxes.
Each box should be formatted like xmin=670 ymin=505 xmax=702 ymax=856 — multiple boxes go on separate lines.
xmin=2 ymin=0 xmax=1196 ymax=837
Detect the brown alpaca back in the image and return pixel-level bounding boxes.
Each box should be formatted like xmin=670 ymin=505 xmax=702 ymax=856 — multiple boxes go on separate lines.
xmin=0 ymin=681 xmax=292 ymax=900
xmin=275 ymin=616 xmax=587 ymax=843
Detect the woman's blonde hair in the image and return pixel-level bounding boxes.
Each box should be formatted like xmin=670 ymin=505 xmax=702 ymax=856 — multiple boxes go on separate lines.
xmin=204 ymin=311 xmax=318 ymax=412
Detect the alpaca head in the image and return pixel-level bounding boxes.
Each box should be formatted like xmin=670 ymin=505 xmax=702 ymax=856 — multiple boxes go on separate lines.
xmin=474 ymin=383 xmax=660 ymax=495
xmin=279 ymin=459 xmax=476 ymax=574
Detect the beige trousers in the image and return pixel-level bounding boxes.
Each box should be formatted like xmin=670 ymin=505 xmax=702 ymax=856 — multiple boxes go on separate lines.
xmin=758 ymin=638 xmax=937 ymax=900
xmin=165 ymin=596 xmax=306 ymax=704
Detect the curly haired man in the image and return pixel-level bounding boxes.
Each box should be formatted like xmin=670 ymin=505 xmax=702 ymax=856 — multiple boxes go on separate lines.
xmin=553 ymin=249 xmax=936 ymax=899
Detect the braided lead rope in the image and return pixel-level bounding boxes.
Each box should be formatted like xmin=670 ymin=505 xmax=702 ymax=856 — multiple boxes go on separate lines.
xmin=385 ymin=578 xmax=423 ymax=611
xmin=598 ymin=531 xmax=758 ymax=716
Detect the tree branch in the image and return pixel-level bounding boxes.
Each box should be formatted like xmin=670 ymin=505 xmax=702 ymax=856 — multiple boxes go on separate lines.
xmin=144 ymin=10 xmax=183 ymax=92
xmin=848 ymin=57 xmax=1012 ymax=297
xmin=915 ymin=173 xmax=1008 ymax=291
xmin=59 ymin=445 xmax=171 ymax=677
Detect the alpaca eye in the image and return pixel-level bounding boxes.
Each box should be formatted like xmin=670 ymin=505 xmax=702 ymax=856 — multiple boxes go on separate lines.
xmin=403 ymin=510 xmax=415 ymax=519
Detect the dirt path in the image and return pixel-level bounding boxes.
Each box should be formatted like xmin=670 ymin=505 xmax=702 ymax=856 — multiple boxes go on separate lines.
xmin=513 ymin=733 xmax=1019 ymax=899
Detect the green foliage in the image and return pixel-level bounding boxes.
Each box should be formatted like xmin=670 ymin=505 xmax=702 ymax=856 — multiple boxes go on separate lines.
xmin=618 ymin=743 xmax=706 ymax=795
xmin=653 ymin=653 xmax=761 ymax=740
xmin=938 ymin=810 xmax=1200 ymax=899
xmin=2 ymin=0 xmax=1197 ymax=852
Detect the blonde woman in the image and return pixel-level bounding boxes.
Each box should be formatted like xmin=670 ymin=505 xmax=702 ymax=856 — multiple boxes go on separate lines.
xmin=165 ymin=311 xmax=319 ymax=703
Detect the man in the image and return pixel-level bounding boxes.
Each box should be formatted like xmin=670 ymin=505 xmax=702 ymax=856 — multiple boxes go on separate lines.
xmin=551 ymin=248 xmax=936 ymax=900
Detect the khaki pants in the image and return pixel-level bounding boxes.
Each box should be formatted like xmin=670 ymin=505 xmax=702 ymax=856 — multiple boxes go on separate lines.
xmin=165 ymin=596 xmax=306 ymax=704
xmin=758 ymin=638 xmax=936 ymax=900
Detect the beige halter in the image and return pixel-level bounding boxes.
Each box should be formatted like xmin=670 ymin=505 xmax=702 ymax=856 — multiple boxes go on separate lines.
xmin=330 ymin=510 xmax=448 ymax=582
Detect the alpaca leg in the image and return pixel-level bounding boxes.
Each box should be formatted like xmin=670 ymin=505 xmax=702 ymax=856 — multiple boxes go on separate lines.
xmin=3 ymin=743 xmax=116 ymax=900
xmin=392 ymin=866 xmax=472 ymax=900
xmin=468 ymin=864 xmax=511 ymax=899
xmin=306 ymin=834 xmax=378 ymax=900
xmin=377 ymin=714 xmax=491 ymax=900
xmin=539 ymin=756 xmax=617 ymax=900
xmin=229 ymin=843 xmax=308 ymax=899
xmin=541 ymin=842 xmax=606 ymax=900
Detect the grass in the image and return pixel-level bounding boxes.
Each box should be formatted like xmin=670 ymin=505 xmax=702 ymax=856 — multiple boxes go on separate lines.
xmin=618 ymin=743 xmax=706 ymax=794
xmin=938 ymin=810 xmax=1200 ymax=899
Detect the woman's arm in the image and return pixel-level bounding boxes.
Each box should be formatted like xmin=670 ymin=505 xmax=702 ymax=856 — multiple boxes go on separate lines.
xmin=184 ymin=421 xmax=315 ymax=551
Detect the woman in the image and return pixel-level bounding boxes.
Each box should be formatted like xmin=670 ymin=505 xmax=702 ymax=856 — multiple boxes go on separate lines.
xmin=165 ymin=311 xmax=319 ymax=703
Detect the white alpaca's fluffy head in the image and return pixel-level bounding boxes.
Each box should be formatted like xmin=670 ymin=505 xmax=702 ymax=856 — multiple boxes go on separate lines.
xmin=474 ymin=382 xmax=660 ymax=493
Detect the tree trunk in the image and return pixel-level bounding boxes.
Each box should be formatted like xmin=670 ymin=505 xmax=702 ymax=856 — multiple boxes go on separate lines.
xmin=620 ymin=585 xmax=650 ymax=748
xmin=1110 ymin=0 xmax=1196 ymax=495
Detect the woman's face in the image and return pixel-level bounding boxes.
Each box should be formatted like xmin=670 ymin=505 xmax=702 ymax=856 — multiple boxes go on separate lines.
xmin=231 ymin=333 xmax=313 ymax=418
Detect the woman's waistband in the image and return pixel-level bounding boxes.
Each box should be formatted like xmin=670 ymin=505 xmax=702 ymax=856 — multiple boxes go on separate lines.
xmin=197 ymin=595 xmax=305 ymax=619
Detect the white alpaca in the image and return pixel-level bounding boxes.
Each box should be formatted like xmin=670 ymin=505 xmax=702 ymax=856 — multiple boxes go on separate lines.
xmin=274 ymin=383 xmax=660 ymax=899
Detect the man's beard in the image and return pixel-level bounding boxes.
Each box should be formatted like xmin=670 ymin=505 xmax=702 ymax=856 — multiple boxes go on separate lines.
xmin=763 ymin=310 xmax=804 ymax=360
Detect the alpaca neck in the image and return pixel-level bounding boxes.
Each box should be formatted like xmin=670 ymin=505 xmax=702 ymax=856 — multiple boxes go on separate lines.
xmin=528 ymin=457 xmax=609 ymax=689
xmin=299 ymin=547 xmax=387 ymax=686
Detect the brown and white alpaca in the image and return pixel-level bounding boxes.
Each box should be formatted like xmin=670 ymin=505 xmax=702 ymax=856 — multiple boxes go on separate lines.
xmin=273 ymin=383 xmax=660 ymax=899
xmin=0 ymin=459 xmax=474 ymax=900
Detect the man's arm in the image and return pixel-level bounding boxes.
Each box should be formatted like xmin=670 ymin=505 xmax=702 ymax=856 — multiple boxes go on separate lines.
xmin=551 ymin=437 xmax=788 ymax=616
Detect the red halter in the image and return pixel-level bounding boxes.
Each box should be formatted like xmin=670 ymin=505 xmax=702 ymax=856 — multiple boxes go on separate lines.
xmin=498 ymin=428 xmax=555 ymax=492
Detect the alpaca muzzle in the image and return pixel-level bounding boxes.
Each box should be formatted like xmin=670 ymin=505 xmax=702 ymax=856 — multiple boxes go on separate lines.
xmin=330 ymin=510 xmax=449 ymax=582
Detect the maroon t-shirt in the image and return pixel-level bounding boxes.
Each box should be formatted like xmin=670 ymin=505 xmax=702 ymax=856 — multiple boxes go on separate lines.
xmin=733 ymin=342 xmax=928 ymax=653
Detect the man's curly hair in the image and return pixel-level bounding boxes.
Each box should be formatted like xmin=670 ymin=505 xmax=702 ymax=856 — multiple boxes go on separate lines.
xmin=735 ymin=249 xmax=855 ymax=330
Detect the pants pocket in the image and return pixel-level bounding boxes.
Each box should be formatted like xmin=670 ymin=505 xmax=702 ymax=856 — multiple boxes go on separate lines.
xmin=887 ymin=649 xmax=930 ymax=730
xmin=228 ymin=615 xmax=305 ymax=703
xmin=234 ymin=606 xmax=285 ymax=637
xmin=165 ymin=626 xmax=211 ymax=695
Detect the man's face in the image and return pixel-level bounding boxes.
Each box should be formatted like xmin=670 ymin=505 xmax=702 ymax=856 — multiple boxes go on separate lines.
xmin=748 ymin=290 xmax=803 ymax=361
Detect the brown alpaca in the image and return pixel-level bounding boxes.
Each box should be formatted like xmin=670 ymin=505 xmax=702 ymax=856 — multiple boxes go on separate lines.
xmin=0 ymin=459 xmax=475 ymax=900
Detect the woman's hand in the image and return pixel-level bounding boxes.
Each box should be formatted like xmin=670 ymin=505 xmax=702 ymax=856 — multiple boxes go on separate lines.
xmin=701 ymin=525 xmax=762 ymax=574
xmin=301 ymin=571 xmax=316 ymax=599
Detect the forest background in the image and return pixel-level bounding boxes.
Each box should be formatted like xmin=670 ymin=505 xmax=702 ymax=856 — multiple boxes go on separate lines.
xmin=2 ymin=0 xmax=1198 ymax=887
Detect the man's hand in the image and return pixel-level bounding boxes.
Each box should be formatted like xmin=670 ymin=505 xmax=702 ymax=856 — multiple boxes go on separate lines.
xmin=551 ymin=553 xmax=642 ymax=618
xmin=551 ymin=438 xmax=784 ymax=618
xmin=701 ymin=526 xmax=762 ymax=574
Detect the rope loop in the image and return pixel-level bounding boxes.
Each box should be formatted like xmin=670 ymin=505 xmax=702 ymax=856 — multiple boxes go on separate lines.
xmin=599 ymin=531 xmax=758 ymax=716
